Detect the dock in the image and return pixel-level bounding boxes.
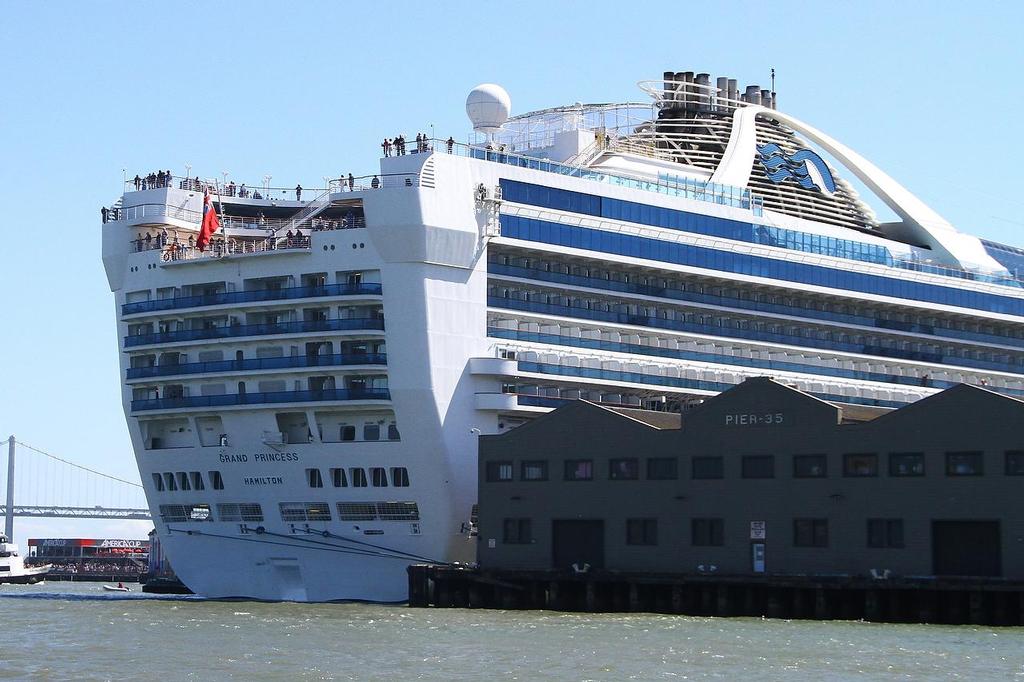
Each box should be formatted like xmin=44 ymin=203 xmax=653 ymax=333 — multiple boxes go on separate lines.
xmin=408 ymin=565 xmax=1024 ymax=626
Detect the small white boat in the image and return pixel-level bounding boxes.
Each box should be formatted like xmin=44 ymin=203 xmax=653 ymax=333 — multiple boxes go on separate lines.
xmin=102 ymin=584 xmax=131 ymax=592
xmin=0 ymin=534 xmax=50 ymax=584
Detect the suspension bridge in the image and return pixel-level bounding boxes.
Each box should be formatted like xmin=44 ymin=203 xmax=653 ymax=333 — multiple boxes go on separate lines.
xmin=1 ymin=435 xmax=151 ymax=539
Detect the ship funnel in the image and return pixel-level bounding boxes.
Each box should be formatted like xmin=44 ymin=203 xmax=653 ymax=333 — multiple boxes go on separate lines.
xmin=761 ymin=89 xmax=772 ymax=110
xmin=727 ymin=79 xmax=738 ymax=103
xmin=695 ymin=73 xmax=711 ymax=110
xmin=716 ymin=77 xmax=729 ymax=110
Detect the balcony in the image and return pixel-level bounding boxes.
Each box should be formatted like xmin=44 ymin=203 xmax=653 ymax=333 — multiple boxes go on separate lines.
xmin=126 ymin=353 xmax=387 ymax=380
xmin=131 ymin=387 xmax=391 ymax=412
xmin=124 ymin=317 xmax=384 ymax=348
xmin=122 ymin=283 xmax=382 ymax=316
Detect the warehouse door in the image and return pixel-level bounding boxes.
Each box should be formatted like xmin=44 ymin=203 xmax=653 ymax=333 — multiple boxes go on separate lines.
xmin=932 ymin=521 xmax=1001 ymax=577
xmin=552 ymin=520 xmax=605 ymax=570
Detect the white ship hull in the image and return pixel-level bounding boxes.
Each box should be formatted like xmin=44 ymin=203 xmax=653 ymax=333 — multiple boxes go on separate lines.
xmin=102 ymin=77 xmax=1024 ymax=601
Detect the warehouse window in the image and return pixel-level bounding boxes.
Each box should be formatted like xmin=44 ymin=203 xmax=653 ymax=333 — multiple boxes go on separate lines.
xmin=742 ymin=455 xmax=774 ymax=479
xmin=692 ymin=456 xmax=723 ymax=479
xmin=521 ymin=460 xmax=548 ymax=481
xmin=889 ymin=452 xmax=925 ymax=477
xmin=502 ymin=518 xmax=532 ymax=544
xmin=486 ymin=461 xmax=513 ymax=482
xmin=843 ymin=453 xmax=878 ymax=477
xmin=609 ymin=458 xmax=638 ymax=480
xmin=564 ymin=459 xmax=593 ymax=481
xmin=794 ymin=519 xmax=828 ymax=547
xmin=626 ymin=519 xmax=658 ymax=546
xmin=793 ymin=454 xmax=827 ymax=478
xmin=1006 ymin=451 xmax=1024 ymax=475
xmin=692 ymin=518 xmax=724 ymax=546
xmin=946 ymin=451 xmax=984 ymax=476
xmin=646 ymin=457 xmax=678 ymax=480
xmin=867 ymin=519 xmax=904 ymax=548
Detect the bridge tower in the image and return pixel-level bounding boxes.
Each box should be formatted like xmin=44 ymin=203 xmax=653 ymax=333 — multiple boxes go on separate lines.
xmin=5 ymin=435 xmax=14 ymax=539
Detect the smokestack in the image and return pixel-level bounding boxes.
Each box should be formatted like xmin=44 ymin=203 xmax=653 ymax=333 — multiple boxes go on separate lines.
xmin=745 ymin=85 xmax=761 ymax=106
xmin=673 ymin=71 xmax=687 ymax=104
xmin=663 ymin=71 xmax=676 ymax=101
xmin=761 ymin=89 xmax=772 ymax=109
xmin=682 ymin=71 xmax=694 ymax=108
xmin=727 ymin=78 xmax=738 ymax=104
xmin=716 ymin=76 xmax=728 ymax=111
xmin=695 ymin=73 xmax=710 ymax=110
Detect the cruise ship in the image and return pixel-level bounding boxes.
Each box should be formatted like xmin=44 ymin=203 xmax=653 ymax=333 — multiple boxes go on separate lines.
xmin=101 ymin=71 xmax=1024 ymax=601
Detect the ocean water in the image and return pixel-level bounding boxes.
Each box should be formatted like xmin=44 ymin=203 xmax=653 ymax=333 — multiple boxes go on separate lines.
xmin=1 ymin=582 xmax=1021 ymax=681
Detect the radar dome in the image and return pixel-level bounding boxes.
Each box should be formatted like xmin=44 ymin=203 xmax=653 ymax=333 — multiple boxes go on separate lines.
xmin=466 ymin=84 xmax=511 ymax=132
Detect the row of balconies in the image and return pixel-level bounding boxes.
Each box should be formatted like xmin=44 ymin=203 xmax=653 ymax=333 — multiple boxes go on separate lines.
xmin=131 ymin=375 xmax=389 ymax=412
xmin=125 ymin=306 xmax=384 ymax=348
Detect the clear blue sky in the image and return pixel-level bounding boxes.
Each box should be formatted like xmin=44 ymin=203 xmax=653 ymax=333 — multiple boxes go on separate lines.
xmin=0 ymin=1 xmax=1021 ymax=543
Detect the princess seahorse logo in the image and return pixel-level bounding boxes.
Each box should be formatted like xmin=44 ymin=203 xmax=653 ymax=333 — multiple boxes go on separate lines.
xmin=756 ymin=143 xmax=836 ymax=195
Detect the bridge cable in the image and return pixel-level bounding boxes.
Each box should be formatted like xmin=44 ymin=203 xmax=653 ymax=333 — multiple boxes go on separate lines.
xmin=14 ymin=440 xmax=143 ymax=489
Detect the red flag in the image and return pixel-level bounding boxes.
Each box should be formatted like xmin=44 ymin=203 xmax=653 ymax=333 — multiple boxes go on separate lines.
xmin=197 ymin=188 xmax=219 ymax=252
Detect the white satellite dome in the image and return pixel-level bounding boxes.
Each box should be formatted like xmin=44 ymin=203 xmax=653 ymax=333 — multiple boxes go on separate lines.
xmin=466 ymin=83 xmax=511 ymax=132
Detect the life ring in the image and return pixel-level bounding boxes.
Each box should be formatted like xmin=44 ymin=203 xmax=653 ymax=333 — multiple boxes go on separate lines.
xmin=162 ymin=250 xmax=171 ymax=262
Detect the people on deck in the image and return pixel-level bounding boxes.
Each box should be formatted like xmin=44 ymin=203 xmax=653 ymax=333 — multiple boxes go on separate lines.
xmin=348 ymin=173 xmax=354 ymax=191
xmin=295 ymin=184 xmax=302 ymax=201
xmin=101 ymin=206 xmax=109 ymax=223
xmin=447 ymin=136 xmax=454 ymax=153
xmin=371 ymin=175 xmax=380 ymax=189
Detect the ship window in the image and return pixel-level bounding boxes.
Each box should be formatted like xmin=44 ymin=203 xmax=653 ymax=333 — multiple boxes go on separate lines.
xmin=152 ymin=473 xmax=165 ymax=492
xmin=377 ymin=502 xmax=419 ymax=521
xmin=176 ymin=472 xmax=190 ymax=491
xmin=363 ymin=423 xmax=381 ymax=441
xmin=337 ymin=503 xmax=377 ymax=521
xmin=159 ymin=505 xmax=187 ymax=523
xmin=330 ymin=467 xmax=348 ymax=487
xmin=340 ymin=425 xmax=356 ymax=441
xmin=209 ymin=471 xmax=225 ymax=490
xmin=390 ymin=467 xmax=410 ymax=487
xmin=370 ymin=467 xmax=388 ymax=487
xmin=189 ymin=472 xmax=205 ymax=491
xmin=279 ymin=502 xmax=332 ymax=522
xmin=163 ymin=472 xmax=177 ymax=491
xmin=387 ymin=424 xmax=400 ymax=441
xmin=350 ymin=468 xmax=368 ymax=487
xmin=217 ymin=503 xmax=264 ymax=522
xmin=306 ymin=468 xmax=323 ymax=488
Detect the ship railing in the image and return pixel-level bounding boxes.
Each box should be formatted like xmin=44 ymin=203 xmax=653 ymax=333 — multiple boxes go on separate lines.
xmin=126 ymin=352 xmax=387 ymax=379
xmin=131 ymin=387 xmax=392 ymax=412
xmin=124 ymin=317 xmax=385 ymax=347
xmin=122 ymin=282 xmax=383 ymax=315
xmin=151 ymin=236 xmax=312 ymax=263
xmin=122 ymin=171 xmax=422 ymax=200
xmin=425 ymin=137 xmax=760 ymax=214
